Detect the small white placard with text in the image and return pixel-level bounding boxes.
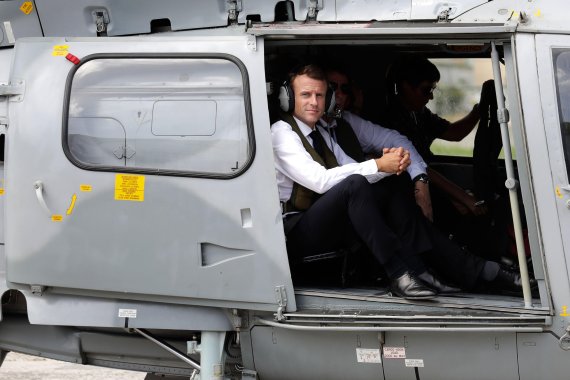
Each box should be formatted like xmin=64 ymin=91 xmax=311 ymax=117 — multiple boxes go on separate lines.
xmin=356 ymin=348 xmax=382 ymax=363
xmin=405 ymin=359 xmax=424 ymax=367
xmin=383 ymin=347 xmax=406 ymax=359
xmin=118 ymin=309 xmax=137 ymax=318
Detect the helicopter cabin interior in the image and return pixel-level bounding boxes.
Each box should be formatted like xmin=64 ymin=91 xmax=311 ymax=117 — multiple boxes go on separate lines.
xmin=261 ymin=36 xmax=549 ymax=322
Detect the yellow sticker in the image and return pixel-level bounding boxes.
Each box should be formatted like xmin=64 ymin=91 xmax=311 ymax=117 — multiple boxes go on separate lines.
xmin=66 ymin=194 xmax=77 ymax=215
xmin=0 ymin=188 xmax=4 ymax=195
xmin=561 ymin=306 xmax=569 ymax=317
xmin=51 ymin=215 xmax=63 ymax=222
xmin=534 ymin=9 xmax=542 ymax=18
xmin=52 ymin=45 xmax=69 ymax=57
xmin=556 ymin=186 xmax=564 ymax=199
xmin=80 ymin=184 xmax=93 ymax=192
xmin=20 ymin=1 xmax=33 ymax=15
xmin=115 ymin=174 xmax=145 ymax=202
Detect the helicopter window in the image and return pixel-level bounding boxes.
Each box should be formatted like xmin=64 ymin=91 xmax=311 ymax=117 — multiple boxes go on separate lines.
xmin=428 ymin=58 xmax=493 ymax=158
xmin=553 ymin=49 xmax=570 ymax=178
xmin=65 ymin=56 xmax=252 ymax=177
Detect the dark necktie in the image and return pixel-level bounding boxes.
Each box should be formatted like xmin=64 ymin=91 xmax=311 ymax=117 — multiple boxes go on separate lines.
xmin=309 ymin=129 xmax=326 ymax=158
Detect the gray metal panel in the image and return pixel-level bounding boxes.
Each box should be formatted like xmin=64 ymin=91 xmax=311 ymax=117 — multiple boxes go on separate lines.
xmin=34 ymin=0 xmax=229 ymax=37
xmin=411 ymin=0 xmax=485 ymax=21
xmin=5 ymin=36 xmax=295 ymax=312
xmin=383 ymin=332 xmax=518 ymax=380
xmin=0 ymin=48 xmax=11 ymax=84
xmin=250 ymin=326 xmax=385 ymax=380
xmin=327 ymin=0 xmax=410 ymax=21
xmin=518 ymin=332 xmax=570 ymax=380
xmin=454 ymin=0 xmax=570 ymax=35
xmin=0 ymin=1 xmax=43 ymax=47
xmin=31 ymin=0 xmax=400 ymax=31
xmin=23 ymin=290 xmax=232 ymax=330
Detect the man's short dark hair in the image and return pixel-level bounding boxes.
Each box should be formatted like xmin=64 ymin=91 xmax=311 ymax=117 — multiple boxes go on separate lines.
xmin=389 ymin=54 xmax=441 ymax=87
xmin=289 ymin=64 xmax=327 ymax=89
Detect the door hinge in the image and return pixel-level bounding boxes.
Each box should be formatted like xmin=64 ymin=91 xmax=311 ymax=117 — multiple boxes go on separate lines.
xmin=92 ymin=9 xmax=110 ymax=36
xmin=274 ymin=285 xmax=288 ymax=321
xmin=437 ymin=7 xmax=454 ymax=23
xmin=30 ymin=285 xmax=46 ymax=296
xmin=307 ymin=0 xmax=320 ymax=21
xmin=227 ymin=0 xmax=242 ymax=25
xmin=0 ymin=80 xmax=25 ymax=102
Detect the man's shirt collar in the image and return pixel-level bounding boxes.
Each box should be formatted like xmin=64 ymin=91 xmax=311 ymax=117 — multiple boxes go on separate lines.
xmin=293 ymin=116 xmax=318 ymax=137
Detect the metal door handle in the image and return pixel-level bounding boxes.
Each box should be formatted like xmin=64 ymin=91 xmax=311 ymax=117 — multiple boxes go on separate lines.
xmin=34 ymin=181 xmax=53 ymax=216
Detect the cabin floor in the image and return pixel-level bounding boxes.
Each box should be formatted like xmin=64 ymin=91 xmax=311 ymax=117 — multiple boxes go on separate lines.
xmin=286 ymin=285 xmax=549 ymax=328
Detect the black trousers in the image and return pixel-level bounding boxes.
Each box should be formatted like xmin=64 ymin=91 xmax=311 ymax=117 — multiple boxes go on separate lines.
xmin=389 ymin=176 xmax=487 ymax=289
xmin=422 ymin=220 xmax=486 ymax=289
xmin=286 ymin=174 xmax=486 ymax=288
xmin=286 ymin=175 xmax=432 ymax=278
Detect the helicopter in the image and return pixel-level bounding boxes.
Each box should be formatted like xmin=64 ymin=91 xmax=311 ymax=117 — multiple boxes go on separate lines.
xmin=0 ymin=0 xmax=569 ymax=379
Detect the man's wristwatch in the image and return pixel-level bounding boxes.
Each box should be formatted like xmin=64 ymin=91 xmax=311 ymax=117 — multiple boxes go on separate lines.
xmin=413 ymin=174 xmax=429 ymax=185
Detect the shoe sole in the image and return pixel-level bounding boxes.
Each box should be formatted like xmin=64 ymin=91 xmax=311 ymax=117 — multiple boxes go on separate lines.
xmin=391 ymin=291 xmax=437 ymax=300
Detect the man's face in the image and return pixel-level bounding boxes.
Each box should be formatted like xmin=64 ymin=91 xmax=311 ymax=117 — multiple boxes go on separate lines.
xmin=291 ymin=74 xmax=327 ymax=128
xmin=326 ymin=71 xmax=351 ymax=110
xmin=401 ymin=80 xmax=437 ymax=112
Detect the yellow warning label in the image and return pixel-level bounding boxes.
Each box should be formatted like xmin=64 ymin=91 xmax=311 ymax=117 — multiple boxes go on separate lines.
xmin=52 ymin=45 xmax=69 ymax=57
xmin=66 ymin=194 xmax=77 ymax=215
xmin=0 ymin=188 xmax=4 ymax=195
xmin=80 ymin=184 xmax=92 ymax=192
xmin=51 ymin=215 xmax=63 ymax=222
xmin=561 ymin=306 xmax=569 ymax=317
xmin=556 ymin=186 xmax=564 ymax=199
xmin=114 ymin=174 xmax=145 ymax=202
xmin=20 ymin=1 xmax=33 ymax=15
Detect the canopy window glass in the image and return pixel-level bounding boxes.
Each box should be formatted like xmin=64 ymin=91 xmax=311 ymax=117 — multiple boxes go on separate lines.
xmin=66 ymin=57 xmax=252 ymax=176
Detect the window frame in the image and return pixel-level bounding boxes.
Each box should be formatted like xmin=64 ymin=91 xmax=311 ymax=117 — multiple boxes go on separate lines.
xmin=62 ymin=53 xmax=256 ymax=179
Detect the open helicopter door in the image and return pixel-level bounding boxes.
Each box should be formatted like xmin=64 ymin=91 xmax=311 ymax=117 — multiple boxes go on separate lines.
xmin=526 ymin=33 xmax=570 ymax=304
xmin=5 ymin=36 xmax=296 ymax=313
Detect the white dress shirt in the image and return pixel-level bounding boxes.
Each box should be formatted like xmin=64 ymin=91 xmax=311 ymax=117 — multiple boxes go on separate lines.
xmin=320 ymin=111 xmax=428 ymax=180
xmin=271 ymin=116 xmax=391 ymax=202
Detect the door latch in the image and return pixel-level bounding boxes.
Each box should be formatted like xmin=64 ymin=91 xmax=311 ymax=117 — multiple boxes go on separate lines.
xmin=34 ymin=181 xmax=53 ymax=217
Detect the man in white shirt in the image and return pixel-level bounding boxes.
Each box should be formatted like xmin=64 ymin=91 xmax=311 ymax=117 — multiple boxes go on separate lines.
xmin=271 ymin=64 xmax=438 ymax=299
xmin=324 ymin=68 xmax=433 ymax=221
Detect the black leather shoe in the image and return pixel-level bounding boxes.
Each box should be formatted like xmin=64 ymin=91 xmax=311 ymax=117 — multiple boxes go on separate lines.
xmin=490 ymin=268 xmax=537 ymax=295
xmin=417 ymin=271 xmax=462 ymax=294
xmin=391 ymin=272 xmax=437 ymax=300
